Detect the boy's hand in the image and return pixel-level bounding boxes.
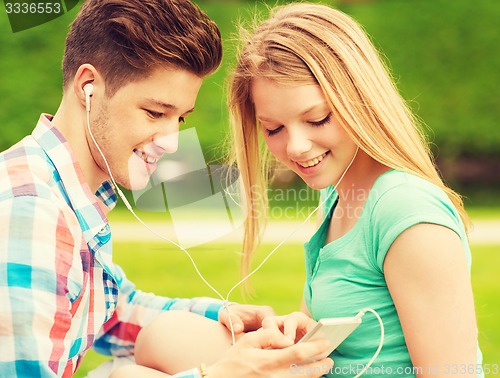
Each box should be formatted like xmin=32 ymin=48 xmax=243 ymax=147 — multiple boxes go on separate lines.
xmin=219 ymin=304 xmax=275 ymax=335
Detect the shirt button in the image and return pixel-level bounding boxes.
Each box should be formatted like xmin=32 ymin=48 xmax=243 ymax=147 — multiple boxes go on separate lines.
xmin=98 ymin=224 xmax=110 ymax=235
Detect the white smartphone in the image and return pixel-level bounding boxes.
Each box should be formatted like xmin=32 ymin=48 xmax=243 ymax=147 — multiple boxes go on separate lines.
xmin=297 ymin=312 xmax=363 ymax=362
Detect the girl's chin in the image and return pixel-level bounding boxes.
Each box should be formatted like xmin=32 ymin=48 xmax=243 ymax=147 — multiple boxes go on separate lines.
xmin=300 ymin=177 xmax=330 ymax=191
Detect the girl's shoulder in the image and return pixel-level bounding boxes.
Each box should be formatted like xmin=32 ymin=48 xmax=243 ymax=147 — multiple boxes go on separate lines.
xmin=366 ymin=170 xmax=468 ymax=272
xmin=369 ymin=169 xmax=452 ymax=208
xmin=367 ymin=169 xmax=463 ymax=238
xmin=372 ymin=169 xmax=443 ymax=194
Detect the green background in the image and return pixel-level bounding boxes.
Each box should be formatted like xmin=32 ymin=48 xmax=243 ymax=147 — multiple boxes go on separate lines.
xmin=0 ymin=0 xmax=498 ymax=376
xmin=1 ymin=0 xmax=500 ymax=204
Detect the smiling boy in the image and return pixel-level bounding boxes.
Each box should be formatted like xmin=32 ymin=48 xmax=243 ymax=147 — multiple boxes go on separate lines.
xmin=0 ymin=1 xmax=333 ymax=377
xmin=0 ymin=0 xmax=223 ymax=375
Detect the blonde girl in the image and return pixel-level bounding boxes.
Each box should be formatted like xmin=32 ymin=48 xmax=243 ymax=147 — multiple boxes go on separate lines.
xmin=228 ymin=3 xmax=482 ymax=377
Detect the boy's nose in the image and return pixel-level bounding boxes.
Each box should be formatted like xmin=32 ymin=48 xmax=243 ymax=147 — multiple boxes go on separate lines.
xmin=154 ymin=131 xmax=179 ymax=154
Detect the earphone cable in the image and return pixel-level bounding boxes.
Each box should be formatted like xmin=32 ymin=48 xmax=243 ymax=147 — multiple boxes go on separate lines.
xmin=85 ymin=104 xmax=359 ymax=345
xmin=225 ymin=147 xmax=358 ymax=300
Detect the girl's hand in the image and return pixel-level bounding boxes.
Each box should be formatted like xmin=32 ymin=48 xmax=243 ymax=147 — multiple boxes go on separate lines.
xmin=207 ymin=327 xmax=334 ymax=378
xmin=262 ymin=311 xmax=317 ymax=343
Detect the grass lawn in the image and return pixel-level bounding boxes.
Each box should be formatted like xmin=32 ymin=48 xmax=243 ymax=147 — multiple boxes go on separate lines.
xmin=74 ymin=241 xmax=500 ymax=377
xmin=108 ymin=204 xmax=500 ymax=223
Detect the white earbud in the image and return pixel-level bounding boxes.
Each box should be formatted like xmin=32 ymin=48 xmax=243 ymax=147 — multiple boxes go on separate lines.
xmin=83 ymin=83 xmax=94 ymax=112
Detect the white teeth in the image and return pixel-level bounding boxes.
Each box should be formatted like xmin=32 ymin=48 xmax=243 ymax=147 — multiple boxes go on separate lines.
xmin=134 ymin=149 xmax=157 ymax=165
xmin=297 ymin=153 xmax=326 ymax=168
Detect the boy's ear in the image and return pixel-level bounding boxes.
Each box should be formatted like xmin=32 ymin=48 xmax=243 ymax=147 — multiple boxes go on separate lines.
xmin=72 ymin=64 xmax=101 ymax=110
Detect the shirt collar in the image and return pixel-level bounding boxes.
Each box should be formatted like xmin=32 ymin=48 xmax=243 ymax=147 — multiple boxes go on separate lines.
xmin=32 ymin=114 xmax=117 ymax=240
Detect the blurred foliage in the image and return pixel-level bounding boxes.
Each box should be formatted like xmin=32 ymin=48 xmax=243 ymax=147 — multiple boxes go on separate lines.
xmin=1 ymin=0 xmax=499 ymax=195
xmin=342 ymin=0 xmax=500 ymax=159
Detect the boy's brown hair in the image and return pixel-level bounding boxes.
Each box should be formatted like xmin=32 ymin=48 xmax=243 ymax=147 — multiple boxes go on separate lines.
xmin=63 ymin=0 xmax=222 ymax=95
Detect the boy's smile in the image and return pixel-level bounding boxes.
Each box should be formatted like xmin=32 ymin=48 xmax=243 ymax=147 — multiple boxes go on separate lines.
xmin=86 ymin=67 xmax=202 ymax=191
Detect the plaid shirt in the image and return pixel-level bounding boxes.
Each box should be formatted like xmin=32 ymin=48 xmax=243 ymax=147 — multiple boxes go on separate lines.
xmin=0 ymin=114 xmax=223 ymax=377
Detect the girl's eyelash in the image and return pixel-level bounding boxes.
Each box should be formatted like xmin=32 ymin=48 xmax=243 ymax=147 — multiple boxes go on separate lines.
xmin=310 ymin=113 xmax=332 ymax=127
xmin=266 ymin=125 xmax=283 ymax=136
xmin=265 ymin=113 xmax=332 ymax=136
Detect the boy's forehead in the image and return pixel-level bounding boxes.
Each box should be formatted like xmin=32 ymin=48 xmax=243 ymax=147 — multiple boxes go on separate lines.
xmin=138 ymin=65 xmax=199 ymax=84
xmin=113 ymin=67 xmax=202 ymax=108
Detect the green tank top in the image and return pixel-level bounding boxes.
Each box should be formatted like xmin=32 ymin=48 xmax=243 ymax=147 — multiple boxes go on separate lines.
xmin=303 ymin=169 xmax=483 ymax=377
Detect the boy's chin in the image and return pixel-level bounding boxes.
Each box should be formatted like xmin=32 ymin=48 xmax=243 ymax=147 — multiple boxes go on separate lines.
xmin=126 ymin=180 xmax=150 ymax=191
xmin=120 ymin=174 xmax=151 ymax=191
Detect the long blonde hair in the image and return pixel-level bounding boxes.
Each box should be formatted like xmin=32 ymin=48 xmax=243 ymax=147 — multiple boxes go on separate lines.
xmin=227 ymin=3 xmax=470 ymax=278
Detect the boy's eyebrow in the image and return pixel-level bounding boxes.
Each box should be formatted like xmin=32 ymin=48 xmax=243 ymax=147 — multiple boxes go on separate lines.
xmin=146 ymin=99 xmax=195 ymax=114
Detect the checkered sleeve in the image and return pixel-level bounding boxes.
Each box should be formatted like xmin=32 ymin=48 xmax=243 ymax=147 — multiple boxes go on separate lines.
xmin=93 ymin=265 xmax=225 ymax=357
xmin=0 ymin=195 xmax=81 ymax=377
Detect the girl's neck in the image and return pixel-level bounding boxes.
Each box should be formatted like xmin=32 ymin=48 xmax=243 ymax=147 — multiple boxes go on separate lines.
xmin=335 ymin=150 xmax=389 ymax=203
